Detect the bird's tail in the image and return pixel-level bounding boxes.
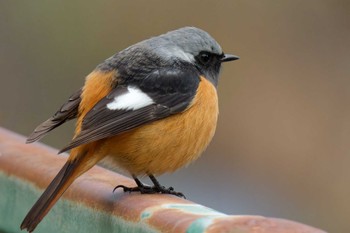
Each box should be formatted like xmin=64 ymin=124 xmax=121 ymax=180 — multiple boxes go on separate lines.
xmin=20 ymin=151 xmax=87 ymax=232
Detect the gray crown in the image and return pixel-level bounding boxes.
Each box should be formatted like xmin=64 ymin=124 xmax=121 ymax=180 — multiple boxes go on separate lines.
xmin=134 ymin=27 xmax=223 ymax=63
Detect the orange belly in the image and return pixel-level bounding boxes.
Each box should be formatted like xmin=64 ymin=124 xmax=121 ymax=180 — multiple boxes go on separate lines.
xmin=99 ymin=77 xmax=219 ymax=175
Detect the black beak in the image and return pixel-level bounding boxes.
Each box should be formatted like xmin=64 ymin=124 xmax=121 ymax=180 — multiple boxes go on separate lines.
xmin=221 ymin=54 xmax=240 ymax=62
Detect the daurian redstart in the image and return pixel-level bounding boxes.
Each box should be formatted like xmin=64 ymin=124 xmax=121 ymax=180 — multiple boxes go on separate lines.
xmin=20 ymin=27 xmax=239 ymax=232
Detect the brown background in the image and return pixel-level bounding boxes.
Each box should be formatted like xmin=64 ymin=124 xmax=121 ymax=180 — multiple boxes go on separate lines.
xmin=1 ymin=1 xmax=349 ymax=232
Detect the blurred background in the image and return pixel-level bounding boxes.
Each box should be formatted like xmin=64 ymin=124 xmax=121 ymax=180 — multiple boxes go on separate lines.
xmin=1 ymin=1 xmax=349 ymax=232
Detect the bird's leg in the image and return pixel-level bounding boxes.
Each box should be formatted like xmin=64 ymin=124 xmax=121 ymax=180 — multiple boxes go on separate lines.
xmin=148 ymin=175 xmax=186 ymax=198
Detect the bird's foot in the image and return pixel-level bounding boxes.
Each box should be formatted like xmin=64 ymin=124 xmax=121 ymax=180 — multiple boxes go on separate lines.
xmin=114 ymin=175 xmax=186 ymax=198
xmin=113 ymin=184 xmax=157 ymax=194
xmin=156 ymin=185 xmax=186 ymax=198
xmin=114 ymin=184 xmax=185 ymax=198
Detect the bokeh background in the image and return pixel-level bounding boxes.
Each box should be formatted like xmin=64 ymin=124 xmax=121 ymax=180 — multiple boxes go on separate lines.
xmin=1 ymin=1 xmax=349 ymax=232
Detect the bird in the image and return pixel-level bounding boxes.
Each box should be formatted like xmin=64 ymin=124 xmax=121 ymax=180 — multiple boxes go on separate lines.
xmin=20 ymin=26 xmax=239 ymax=232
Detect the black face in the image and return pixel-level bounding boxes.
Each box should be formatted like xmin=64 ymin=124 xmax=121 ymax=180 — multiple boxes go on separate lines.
xmin=194 ymin=51 xmax=224 ymax=86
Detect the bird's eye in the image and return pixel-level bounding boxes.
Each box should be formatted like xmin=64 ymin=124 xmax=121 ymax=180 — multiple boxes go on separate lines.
xmin=197 ymin=52 xmax=213 ymax=65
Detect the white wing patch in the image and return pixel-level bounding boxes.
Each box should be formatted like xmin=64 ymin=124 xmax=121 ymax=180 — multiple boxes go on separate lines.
xmin=107 ymin=86 xmax=154 ymax=110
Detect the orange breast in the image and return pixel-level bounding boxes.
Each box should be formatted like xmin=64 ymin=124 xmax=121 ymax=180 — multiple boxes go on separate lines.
xmin=100 ymin=76 xmax=219 ymax=175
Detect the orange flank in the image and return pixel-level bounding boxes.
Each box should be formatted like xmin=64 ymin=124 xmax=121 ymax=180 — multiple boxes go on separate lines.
xmin=75 ymin=70 xmax=117 ymax=136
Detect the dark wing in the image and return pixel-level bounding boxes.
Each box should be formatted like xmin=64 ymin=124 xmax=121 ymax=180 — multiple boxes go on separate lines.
xmin=59 ymin=68 xmax=200 ymax=153
xmin=27 ymin=88 xmax=82 ymax=143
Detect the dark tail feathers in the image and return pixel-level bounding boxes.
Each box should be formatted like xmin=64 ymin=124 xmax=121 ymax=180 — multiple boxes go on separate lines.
xmin=20 ymin=160 xmax=79 ymax=232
